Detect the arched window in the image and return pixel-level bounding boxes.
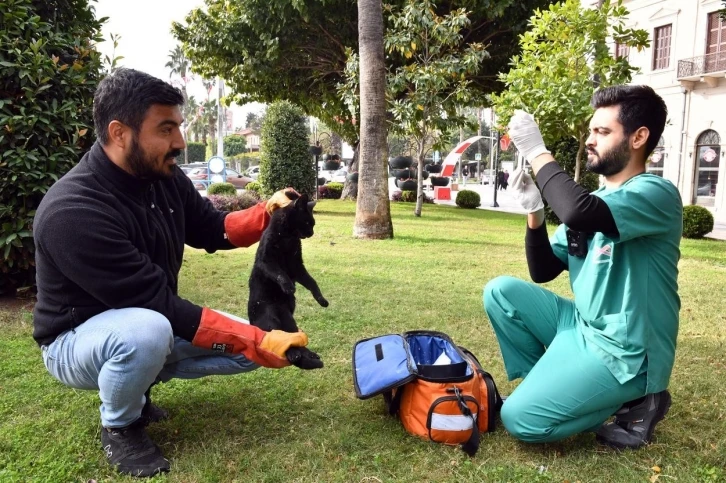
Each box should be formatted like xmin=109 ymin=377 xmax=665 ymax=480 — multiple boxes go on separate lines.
xmin=647 ymin=136 xmax=665 ymax=177
xmin=694 ymin=130 xmax=720 ymax=206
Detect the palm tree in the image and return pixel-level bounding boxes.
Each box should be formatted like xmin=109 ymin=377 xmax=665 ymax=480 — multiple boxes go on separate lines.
xmin=166 ymin=45 xmax=191 ymax=162
xmin=354 ymin=0 xmax=393 ymax=239
xmin=201 ymin=98 xmax=218 ymax=151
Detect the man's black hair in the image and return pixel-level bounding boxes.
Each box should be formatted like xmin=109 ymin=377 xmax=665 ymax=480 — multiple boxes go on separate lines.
xmin=93 ymin=68 xmax=185 ymax=144
xmin=591 ymin=85 xmax=667 ymax=157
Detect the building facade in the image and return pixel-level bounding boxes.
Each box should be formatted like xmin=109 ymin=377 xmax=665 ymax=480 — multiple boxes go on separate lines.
xmin=585 ymin=0 xmax=726 ymax=222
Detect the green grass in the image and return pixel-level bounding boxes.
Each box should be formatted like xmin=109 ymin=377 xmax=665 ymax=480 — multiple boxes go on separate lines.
xmin=1 ymin=200 xmax=725 ymax=482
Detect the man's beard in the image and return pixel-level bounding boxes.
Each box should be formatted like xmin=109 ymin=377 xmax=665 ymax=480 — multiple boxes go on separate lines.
xmin=586 ymin=137 xmax=631 ymax=176
xmin=126 ymin=136 xmax=181 ymax=181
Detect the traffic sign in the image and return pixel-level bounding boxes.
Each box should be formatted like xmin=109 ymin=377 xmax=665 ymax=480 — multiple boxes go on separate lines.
xmin=500 ymin=134 xmax=511 ymax=151
xmin=475 ymin=153 xmax=482 ymax=161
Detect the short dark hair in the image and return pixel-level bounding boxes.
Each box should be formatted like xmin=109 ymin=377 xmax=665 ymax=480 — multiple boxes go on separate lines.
xmin=590 ymin=85 xmax=667 ymax=157
xmin=93 ymin=68 xmax=184 ymax=144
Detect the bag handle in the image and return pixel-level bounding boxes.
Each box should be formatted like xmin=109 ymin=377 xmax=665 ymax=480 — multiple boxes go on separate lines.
xmin=452 ymin=386 xmax=479 ymax=456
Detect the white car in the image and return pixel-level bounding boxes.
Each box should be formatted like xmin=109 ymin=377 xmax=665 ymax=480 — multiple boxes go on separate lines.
xmin=330 ymin=168 xmax=348 ymax=184
xmin=246 ymin=165 xmax=260 ymax=179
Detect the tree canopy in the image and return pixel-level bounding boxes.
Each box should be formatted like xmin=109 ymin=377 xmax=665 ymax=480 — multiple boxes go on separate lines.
xmin=173 ymin=0 xmax=553 ymax=145
xmin=491 ymin=0 xmax=648 ymax=181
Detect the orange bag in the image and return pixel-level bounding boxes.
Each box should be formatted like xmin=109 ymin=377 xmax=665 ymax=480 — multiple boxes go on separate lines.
xmin=353 ymin=331 xmax=502 ymax=456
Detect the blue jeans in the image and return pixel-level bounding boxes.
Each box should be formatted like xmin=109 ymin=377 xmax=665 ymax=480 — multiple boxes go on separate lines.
xmin=41 ymin=308 xmax=258 ymax=428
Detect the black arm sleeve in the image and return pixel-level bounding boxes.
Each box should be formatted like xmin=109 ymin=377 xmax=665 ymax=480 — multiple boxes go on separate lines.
xmin=535 ymin=163 xmax=619 ymax=236
xmin=525 ymin=222 xmax=567 ymax=283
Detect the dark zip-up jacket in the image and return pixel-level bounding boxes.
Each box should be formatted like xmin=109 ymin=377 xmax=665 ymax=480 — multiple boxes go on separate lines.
xmin=32 ymin=142 xmax=255 ymax=345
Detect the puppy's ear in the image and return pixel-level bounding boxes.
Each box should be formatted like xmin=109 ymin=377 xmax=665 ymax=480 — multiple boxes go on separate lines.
xmin=285 ymin=190 xmax=300 ymax=201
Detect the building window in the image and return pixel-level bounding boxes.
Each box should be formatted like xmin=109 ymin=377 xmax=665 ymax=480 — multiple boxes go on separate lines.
xmin=694 ymin=129 xmax=720 ymax=206
xmin=647 ymin=137 xmax=665 ymax=177
xmin=705 ymin=12 xmax=726 ymax=72
xmin=652 ymin=24 xmax=672 ymax=70
xmin=615 ymin=42 xmax=630 ymax=59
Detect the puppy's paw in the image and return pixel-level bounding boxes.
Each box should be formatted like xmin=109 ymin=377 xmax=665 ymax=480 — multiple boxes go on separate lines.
xmin=286 ymin=347 xmax=324 ymax=370
xmin=316 ymin=296 xmax=329 ymax=308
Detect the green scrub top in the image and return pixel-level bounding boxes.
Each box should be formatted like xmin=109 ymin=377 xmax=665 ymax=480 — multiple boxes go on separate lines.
xmin=550 ymin=174 xmax=682 ymax=393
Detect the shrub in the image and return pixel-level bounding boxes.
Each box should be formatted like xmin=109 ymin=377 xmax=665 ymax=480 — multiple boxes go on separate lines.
xmin=245 ymin=181 xmax=261 ymax=194
xmin=400 ymin=190 xmax=417 ymax=202
xmin=543 ymin=137 xmax=600 ymax=225
xmin=207 ymin=193 xmax=261 ymax=212
xmin=318 ymin=183 xmax=343 ymax=199
xmin=456 ymin=190 xmax=481 ymax=209
xmin=187 ymin=142 xmax=206 ymax=162
xmin=259 ymin=101 xmax=315 ymax=197
xmin=223 ymin=134 xmax=247 ymax=157
xmin=0 ymin=0 xmax=104 ymax=294
xmin=391 ymin=190 xmax=433 ymax=203
xmin=682 ymin=205 xmax=714 ymax=239
xmin=207 ymin=182 xmax=236 ymax=196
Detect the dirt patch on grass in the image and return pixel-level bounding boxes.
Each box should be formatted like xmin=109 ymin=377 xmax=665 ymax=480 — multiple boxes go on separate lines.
xmin=0 ymin=295 xmax=35 ymax=314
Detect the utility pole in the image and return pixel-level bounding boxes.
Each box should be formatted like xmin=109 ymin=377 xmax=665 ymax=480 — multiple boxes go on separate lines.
xmin=217 ymin=77 xmax=225 ymax=158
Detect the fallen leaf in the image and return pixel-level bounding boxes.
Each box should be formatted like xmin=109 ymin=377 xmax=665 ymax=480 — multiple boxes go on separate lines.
xmin=650 ymin=475 xmax=660 ymax=483
xmin=652 ymin=466 xmax=661 ymax=473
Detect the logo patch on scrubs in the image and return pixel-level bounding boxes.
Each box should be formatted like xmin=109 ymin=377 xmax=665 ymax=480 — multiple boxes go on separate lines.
xmin=596 ymin=245 xmax=612 ymax=256
xmin=593 ymin=244 xmax=612 ymax=263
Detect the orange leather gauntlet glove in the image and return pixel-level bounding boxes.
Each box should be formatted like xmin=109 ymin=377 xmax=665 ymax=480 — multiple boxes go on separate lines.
xmin=192 ymin=308 xmax=309 ymax=368
xmin=224 ymin=202 xmax=269 ymax=247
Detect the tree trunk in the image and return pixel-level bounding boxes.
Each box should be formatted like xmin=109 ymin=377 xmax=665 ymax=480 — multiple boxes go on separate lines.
xmin=575 ymin=134 xmax=586 ymax=183
xmin=414 ymin=139 xmax=425 ymax=217
xmin=331 ymin=131 xmax=343 ymax=155
xmin=354 ymin=0 xmax=393 ymax=239
xmin=341 ymin=142 xmax=359 ymax=200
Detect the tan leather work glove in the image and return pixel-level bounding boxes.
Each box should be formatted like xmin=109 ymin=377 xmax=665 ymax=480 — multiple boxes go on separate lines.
xmin=266 ymin=188 xmax=300 ymax=215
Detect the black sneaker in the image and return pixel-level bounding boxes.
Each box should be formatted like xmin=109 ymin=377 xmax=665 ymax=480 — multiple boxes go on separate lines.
xmin=101 ymin=421 xmax=170 ymax=477
xmin=139 ymin=389 xmax=169 ymax=427
xmin=596 ymin=390 xmax=672 ymax=449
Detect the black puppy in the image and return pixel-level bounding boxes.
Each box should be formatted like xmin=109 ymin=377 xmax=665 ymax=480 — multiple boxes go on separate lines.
xmin=248 ymin=191 xmax=328 ymax=369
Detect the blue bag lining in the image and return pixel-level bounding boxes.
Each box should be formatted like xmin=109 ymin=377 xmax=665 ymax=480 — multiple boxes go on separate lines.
xmin=406 ymin=335 xmax=467 ymax=364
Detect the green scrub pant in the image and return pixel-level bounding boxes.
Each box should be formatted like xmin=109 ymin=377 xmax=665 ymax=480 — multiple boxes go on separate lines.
xmin=483 ymin=276 xmax=647 ymax=443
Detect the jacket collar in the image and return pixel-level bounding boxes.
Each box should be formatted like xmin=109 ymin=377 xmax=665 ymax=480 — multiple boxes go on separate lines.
xmin=86 ymin=142 xmax=152 ymax=197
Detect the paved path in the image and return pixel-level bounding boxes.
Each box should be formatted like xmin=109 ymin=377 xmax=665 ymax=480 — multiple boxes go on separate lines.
xmin=390 ymin=178 xmax=726 ymax=241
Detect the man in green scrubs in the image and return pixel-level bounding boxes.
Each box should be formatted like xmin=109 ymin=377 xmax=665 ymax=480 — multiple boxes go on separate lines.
xmin=484 ymin=85 xmax=681 ymax=448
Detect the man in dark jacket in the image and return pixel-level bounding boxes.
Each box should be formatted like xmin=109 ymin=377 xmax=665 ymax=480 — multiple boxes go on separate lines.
xmin=33 ymin=68 xmax=309 ymax=477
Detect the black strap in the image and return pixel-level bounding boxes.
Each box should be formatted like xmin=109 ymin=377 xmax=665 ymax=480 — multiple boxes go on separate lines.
xmin=383 ymin=387 xmax=404 ymax=416
xmin=459 ymin=346 xmax=505 ymax=412
xmin=452 ymin=387 xmax=479 ymax=456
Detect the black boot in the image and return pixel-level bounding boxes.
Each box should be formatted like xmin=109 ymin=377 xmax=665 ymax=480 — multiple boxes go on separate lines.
xmin=596 ymin=390 xmax=672 ymax=449
xmin=139 ymin=387 xmax=169 ymax=427
xmin=101 ymin=420 xmax=170 ymax=477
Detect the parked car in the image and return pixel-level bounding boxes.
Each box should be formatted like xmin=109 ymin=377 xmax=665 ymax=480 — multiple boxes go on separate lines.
xmin=246 ymin=165 xmax=260 ymax=179
xmin=179 ymin=162 xmax=206 ymax=175
xmin=330 ymin=167 xmax=348 ymax=184
xmin=187 ymin=168 xmax=253 ymax=190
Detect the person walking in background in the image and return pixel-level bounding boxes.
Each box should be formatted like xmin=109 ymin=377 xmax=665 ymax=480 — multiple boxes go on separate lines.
xmin=462 ymin=165 xmax=470 ymax=187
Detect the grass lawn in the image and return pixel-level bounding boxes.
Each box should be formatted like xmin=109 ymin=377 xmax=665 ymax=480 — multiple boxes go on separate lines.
xmin=1 ymin=200 xmax=725 ymax=482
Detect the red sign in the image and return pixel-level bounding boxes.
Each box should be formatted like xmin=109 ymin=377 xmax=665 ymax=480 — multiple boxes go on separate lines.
xmin=500 ymin=134 xmax=511 ymax=151
xmin=703 ymin=148 xmax=717 ymax=163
